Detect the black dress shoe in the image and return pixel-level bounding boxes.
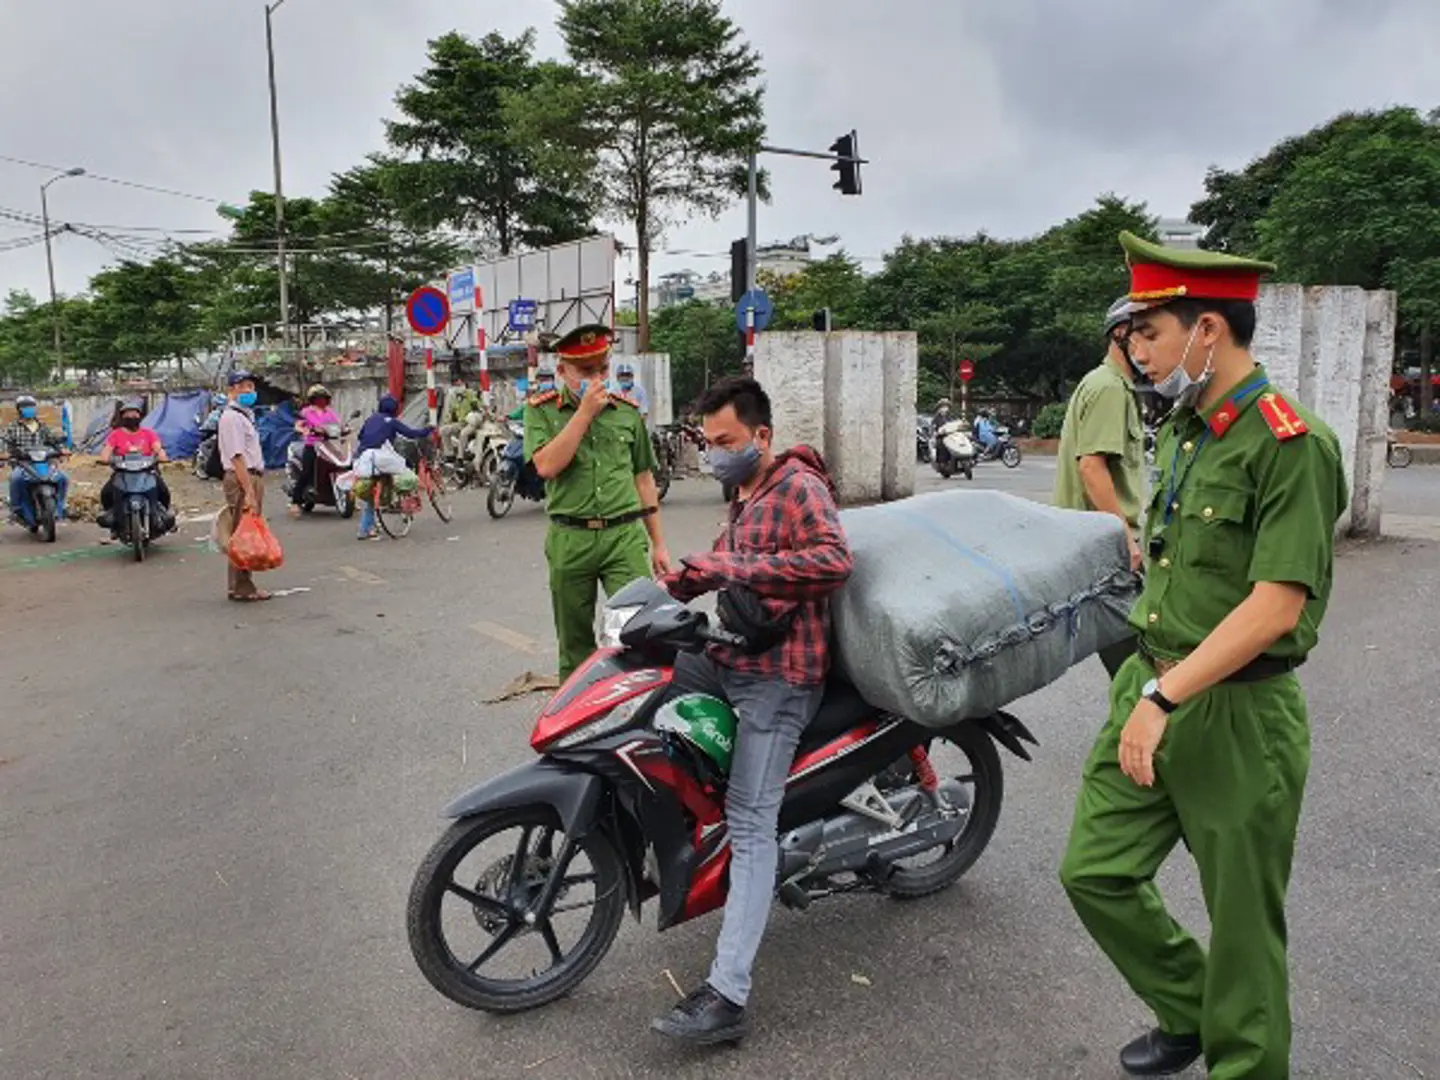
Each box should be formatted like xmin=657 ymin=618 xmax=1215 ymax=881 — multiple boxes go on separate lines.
xmin=651 ymin=984 xmax=748 ymax=1045
xmin=1119 ymin=1028 xmax=1202 ymax=1076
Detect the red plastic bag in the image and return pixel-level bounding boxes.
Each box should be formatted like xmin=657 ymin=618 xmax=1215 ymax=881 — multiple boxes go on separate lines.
xmin=228 ymin=511 xmax=284 ymax=573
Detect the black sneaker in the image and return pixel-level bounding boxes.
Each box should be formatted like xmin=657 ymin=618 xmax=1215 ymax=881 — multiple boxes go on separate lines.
xmin=650 ymin=984 xmax=748 ymax=1045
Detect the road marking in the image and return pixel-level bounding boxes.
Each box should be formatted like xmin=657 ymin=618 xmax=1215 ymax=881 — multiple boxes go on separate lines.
xmin=336 ymin=565 xmax=386 ymax=585
xmin=472 ymin=619 xmax=543 ymax=655
xmin=2 ymin=544 xmax=130 ymax=571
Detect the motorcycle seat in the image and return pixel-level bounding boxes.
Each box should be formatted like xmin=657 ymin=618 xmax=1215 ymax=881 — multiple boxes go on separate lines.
xmin=796 ymin=678 xmax=876 ymax=755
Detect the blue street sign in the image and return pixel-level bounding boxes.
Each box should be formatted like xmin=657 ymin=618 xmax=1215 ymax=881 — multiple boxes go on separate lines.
xmin=448 ymin=268 xmax=475 ymax=307
xmin=735 ymin=288 xmax=773 ymax=333
xmin=508 ymin=298 xmax=538 ymax=331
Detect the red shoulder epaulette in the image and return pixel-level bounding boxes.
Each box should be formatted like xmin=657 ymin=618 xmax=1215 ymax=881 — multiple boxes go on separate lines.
xmin=1256 ymin=392 xmax=1308 ymax=441
xmin=527 ymin=389 xmax=559 ymax=407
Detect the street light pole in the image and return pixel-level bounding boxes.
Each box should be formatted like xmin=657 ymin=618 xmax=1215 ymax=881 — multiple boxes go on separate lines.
xmin=265 ymin=0 xmax=291 ymax=348
xmin=40 ymin=167 xmax=86 ymax=376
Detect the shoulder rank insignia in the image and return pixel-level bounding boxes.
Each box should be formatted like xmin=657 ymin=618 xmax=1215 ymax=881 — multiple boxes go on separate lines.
xmin=527 ymin=389 xmax=559 ymax=407
xmin=1257 ymin=392 xmax=1308 ymax=441
xmin=609 ymin=390 xmax=640 ymax=409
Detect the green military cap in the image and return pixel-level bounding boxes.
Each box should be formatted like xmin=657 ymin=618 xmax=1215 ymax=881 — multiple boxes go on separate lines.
xmin=1120 ymin=230 xmax=1277 ymax=304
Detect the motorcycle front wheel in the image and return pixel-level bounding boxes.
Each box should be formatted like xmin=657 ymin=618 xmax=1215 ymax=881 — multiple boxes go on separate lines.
xmin=35 ymin=489 xmax=56 ymax=543
xmin=128 ymin=505 xmax=146 ymax=562
xmin=407 ymin=806 xmax=626 ymax=1014
xmin=1001 ymin=444 xmax=1022 ymax=468
xmin=487 ymin=473 xmax=517 ymax=519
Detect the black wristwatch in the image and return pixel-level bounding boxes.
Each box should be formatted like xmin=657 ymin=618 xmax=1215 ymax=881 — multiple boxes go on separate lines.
xmin=1141 ymin=677 xmax=1178 ymax=714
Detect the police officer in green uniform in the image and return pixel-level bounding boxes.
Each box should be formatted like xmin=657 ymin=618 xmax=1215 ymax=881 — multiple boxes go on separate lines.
xmin=1060 ymin=233 xmax=1348 ymax=1079
xmin=524 ymin=325 xmax=671 ymax=680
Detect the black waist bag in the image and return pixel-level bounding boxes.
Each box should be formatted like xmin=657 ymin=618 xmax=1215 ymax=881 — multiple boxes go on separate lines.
xmin=715 ymin=585 xmax=796 ymax=656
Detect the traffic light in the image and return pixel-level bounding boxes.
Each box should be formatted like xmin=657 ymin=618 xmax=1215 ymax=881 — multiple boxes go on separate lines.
xmin=812 ymin=308 xmax=832 ymax=332
xmin=830 ymin=130 xmax=861 ymax=196
xmin=730 ymin=238 xmax=747 ymax=302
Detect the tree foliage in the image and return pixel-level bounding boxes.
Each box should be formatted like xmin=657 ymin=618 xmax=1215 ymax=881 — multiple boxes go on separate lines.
xmin=647 ymin=299 xmax=744 ymax=411
xmin=514 ymin=0 xmax=765 ymax=350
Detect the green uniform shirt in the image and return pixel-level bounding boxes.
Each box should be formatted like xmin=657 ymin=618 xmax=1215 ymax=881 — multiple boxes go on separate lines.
xmin=1053 ymin=358 xmax=1145 ymax=528
xmin=446 ymin=390 xmax=480 ymax=423
xmin=1131 ymin=369 xmax=1348 ymax=661
xmin=523 ymin=387 xmax=656 ymax=518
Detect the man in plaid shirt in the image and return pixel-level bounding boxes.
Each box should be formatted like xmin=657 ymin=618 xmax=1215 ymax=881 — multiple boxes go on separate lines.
xmin=653 ymin=376 xmax=853 ymax=1045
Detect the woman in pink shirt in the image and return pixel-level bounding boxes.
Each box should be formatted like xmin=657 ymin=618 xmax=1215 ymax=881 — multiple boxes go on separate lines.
xmin=290 ymin=384 xmax=340 ymax=511
xmin=98 ymin=399 xmax=172 ymax=524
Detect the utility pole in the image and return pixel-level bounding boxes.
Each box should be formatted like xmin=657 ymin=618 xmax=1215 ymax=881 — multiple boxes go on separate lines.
xmin=265 ymin=0 xmax=291 ymax=347
xmin=40 ymin=167 xmax=86 ymax=377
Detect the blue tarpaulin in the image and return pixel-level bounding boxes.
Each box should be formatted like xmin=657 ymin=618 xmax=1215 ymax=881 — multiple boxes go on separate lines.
xmin=256 ymin=400 xmax=297 ymax=470
xmin=142 ymin=390 xmax=211 ymax=460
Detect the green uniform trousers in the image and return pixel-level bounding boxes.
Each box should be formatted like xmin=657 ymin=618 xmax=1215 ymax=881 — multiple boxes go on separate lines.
xmin=1060 ymin=654 xmax=1310 ymax=1080
xmin=545 ymin=520 xmax=651 ymax=681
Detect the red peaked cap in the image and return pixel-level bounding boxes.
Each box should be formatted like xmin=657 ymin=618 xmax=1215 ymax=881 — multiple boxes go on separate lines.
xmin=1120 ymin=230 xmax=1277 ymax=304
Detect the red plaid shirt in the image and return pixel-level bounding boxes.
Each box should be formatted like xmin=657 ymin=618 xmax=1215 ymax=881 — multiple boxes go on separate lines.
xmin=664 ymin=447 xmax=853 ymax=686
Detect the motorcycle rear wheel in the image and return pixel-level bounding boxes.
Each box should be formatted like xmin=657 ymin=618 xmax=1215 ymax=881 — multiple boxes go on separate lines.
xmin=487 ymin=474 xmax=516 ymax=519
xmin=935 ymin=458 xmax=955 ymax=479
xmin=1001 ymin=444 xmax=1022 ymax=468
xmin=884 ymin=722 xmax=1004 ymax=899
xmin=407 ymin=807 xmax=626 ymax=1014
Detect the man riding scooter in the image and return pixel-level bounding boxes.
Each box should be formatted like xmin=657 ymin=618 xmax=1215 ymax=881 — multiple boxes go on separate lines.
xmin=4 ymin=394 xmax=70 ymax=529
xmin=97 ymin=399 xmax=175 ymax=532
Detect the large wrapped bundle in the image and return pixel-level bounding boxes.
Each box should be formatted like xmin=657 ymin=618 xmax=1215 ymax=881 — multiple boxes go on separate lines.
xmin=832 ymin=490 xmax=1139 ymax=728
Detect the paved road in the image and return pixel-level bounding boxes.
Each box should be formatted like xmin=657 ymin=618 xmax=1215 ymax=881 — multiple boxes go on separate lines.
xmin=2 ymin=461 xmax=1438 ymax=1080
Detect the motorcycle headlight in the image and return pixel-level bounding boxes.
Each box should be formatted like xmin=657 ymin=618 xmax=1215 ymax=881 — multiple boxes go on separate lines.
xmin=600 ymin=603 xmax=643 ymax=649
xmin=551 ymin=688 xmax=658 ymax=750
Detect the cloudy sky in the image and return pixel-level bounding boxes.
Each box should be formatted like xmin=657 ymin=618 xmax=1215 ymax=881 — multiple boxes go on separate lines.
xmin=2 ymin=0 xmax=1438 ymax=306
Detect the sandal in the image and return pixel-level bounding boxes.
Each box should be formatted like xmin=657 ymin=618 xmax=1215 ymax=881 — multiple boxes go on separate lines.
xmin=228 ymin=591 xmax=273 ymax=602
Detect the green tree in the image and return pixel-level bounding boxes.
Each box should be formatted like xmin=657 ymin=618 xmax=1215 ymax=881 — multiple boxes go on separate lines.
xmin=1256 ymin=107 xmax=1440 ymax=412
xmin=81 ymin=258 xmax=204 ymax=378
xmin=648 ymin=299 xmax=743 ymax=410
xmin=384 ymin=30 xmax=596 ymax=255
xmin=516 ymin=0 xmax=766 ymax=351
xmin=758 ymin=252 xmax=869 ymax=331
xmin=0 ymin=291 xmax=54 ymax=385
xmin=1191 ymin=107 xmax=1427 ymax=254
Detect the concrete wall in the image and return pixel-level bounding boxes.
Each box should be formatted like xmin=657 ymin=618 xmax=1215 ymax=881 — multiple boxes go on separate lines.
xmin=1253 ymin=284 xmax=1396 ymax=537
xmin=755 ymin=330 xmax=918 ymax=504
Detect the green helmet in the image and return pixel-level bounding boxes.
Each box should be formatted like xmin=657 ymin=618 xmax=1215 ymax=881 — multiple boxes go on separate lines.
xmin=653 ymin=694 xmax=738 ymax=776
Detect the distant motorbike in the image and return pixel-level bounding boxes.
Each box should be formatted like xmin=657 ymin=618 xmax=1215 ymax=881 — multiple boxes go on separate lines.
xmin=8 ymin=446 xmax=65 ymax=543
xmin=193 ymin=412 xmax=222 ymax=480
xmin=932 ymin=418 xmax=977 ymax=480
xmin=916 ymin=417 xmax=934 ymax=463
xmin=975 ymin=426 xmax=1022 ymax=468
xmin=285 ymin=415 xmax=359 ymax=517
xmin=487 ymin=417 xmax=545 ymax=519
xmin=106 ymin=454 xmax=167 ymax=562
xmin=470 ymin=415 xmax=510 ymax=489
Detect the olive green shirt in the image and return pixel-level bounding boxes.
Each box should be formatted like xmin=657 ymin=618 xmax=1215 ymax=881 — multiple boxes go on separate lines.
xmin=1131 ymin=370 xmax=1348 ymax=661
xmin=445 ymin=389 xmax=481 ymax=424
xmin=1053 ymin=358 xmax=1145 ymax=528
xmin=523 ymin=387 xmax=656 ymax=519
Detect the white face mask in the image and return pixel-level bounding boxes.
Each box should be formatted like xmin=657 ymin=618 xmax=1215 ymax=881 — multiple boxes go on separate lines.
xmin=1152 ymin=322 xmax=1215 ymax=407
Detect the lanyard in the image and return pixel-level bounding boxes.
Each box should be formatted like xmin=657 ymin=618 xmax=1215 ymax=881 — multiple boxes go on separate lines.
xmin=1158 ymin=375 xmax=1269 ymax=529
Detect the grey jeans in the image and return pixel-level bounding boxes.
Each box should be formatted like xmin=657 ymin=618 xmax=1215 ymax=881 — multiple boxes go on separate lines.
xmin=671 ymin=651 xmax=823 ymax=1007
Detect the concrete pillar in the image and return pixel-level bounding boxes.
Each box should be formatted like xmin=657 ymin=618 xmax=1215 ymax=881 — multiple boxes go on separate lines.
xmin=755 ymin=332 xmax=827 ymax=451
xmin=823 ymin=332 xmax=887 ymax=503
xmin=881 ymin=332 xmax=919 ymax=500
xmin=624 ymin=352 xmax=672 ymax=427
xmin=1254 ymin=283 xmax=1395 ymax=537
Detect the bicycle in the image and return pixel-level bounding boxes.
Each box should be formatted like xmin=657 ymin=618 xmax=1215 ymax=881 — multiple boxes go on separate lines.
xmin=372 ymin=435 xmax=455 ymax=538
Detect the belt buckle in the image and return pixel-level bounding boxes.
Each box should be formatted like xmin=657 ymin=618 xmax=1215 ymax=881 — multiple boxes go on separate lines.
xmin=586 ymin=518 xmax=605 ymax=530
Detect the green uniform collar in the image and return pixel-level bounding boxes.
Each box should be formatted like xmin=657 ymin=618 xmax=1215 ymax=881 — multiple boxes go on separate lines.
xmin=1183 ymin=366 xmax=1271 ymax=440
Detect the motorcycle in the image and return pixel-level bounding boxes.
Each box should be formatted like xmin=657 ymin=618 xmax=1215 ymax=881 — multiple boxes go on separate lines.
xmin=284 ymin=415 xmax=359 ymax=517
xmin=8 ymin=447 xmax=66 ymax=543
xmin=932 ymin=418 xmax=977 ymax=480
xmin=469 ymin=414 xmax=511 ymax=489
xmin=916 ymin=416 xmax=934 ymax=463
xmin=193 ymin=411 xmax=222 ymax=480
xmin=486 ymin=417 xmax=545 ymax=519
xmin=406 ymin=578 xmax=1036 ymax=1014
xmin=105 ymin=454 xmax=168 ymax=562
xmin=975 ymin=425 xmax=1023 ymax=468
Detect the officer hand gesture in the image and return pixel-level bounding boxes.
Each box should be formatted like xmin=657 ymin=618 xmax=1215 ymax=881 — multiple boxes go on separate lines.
xmin=577 ymin=378 xmax=610 ymax=421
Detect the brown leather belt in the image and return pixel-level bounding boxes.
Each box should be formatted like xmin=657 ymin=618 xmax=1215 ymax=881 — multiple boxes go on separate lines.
xmin=550 ymin=507 xmax=654 ymax=531
xmin=1140 ymin=645 xmax=1300 ymax=684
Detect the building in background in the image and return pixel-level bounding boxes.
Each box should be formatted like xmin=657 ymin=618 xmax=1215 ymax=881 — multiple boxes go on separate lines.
xmin=1157 ymin=218 xmax=1207 ymax=250
xmin=623 ymin=235 xmax=837 ymax=313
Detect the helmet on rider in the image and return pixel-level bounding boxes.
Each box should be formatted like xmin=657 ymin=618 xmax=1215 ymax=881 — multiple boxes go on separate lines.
xmin=306 ymin=384 xmax=332 ymax=405
xmin=15 ymin=394 xmax=38 ymax=420
xmin=117 ymin=398 xmax=145 ymax=431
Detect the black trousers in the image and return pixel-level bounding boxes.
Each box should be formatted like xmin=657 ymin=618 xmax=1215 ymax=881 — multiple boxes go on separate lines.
xmin=292 ymin=445 xmax=317 ymax=503
xmin=101 ymin=477 xmax=171 ymax=511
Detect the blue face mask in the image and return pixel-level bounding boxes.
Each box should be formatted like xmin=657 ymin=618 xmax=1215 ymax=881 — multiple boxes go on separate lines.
xmin=710 ymin=442 xmax=763 ymax=487
xmin=19 ymin=407 xmax=37 ymax=420
xmin=236 ymin=391 xmax=258 ymax=408
xmin=618 ymin=378 xmax=634 ymax=390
